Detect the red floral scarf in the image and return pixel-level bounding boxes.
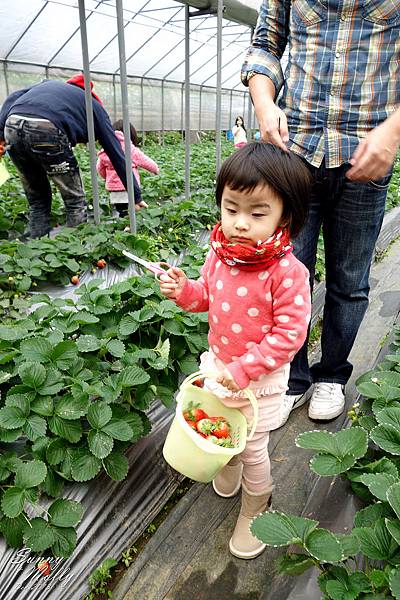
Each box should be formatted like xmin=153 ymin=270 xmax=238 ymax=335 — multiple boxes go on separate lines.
xmin=210 ymin=222 xmax=292 ymax=271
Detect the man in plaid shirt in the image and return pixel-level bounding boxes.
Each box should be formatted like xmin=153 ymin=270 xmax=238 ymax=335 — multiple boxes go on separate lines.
xmin=241 ymin=1 xmax=400 ymax=423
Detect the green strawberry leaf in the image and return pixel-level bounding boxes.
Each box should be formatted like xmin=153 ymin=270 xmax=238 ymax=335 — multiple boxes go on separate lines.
xmin=102 ymin=451 xmax=129 ymax=481
xmin=88 ymin=430 xmax=114 ymax=459
xmin=22 ymin=517 xmax=56 ymax=552
xmin=71 ymin=448 xmax=102 ymax=482
xmin=87 ymin=401 xmax=112 ymax=429
xmin=1 ymin=487 xmax=26 ymax=518
xmin=48 ymin=498 xmax=84 ymax=528
xmin=14 ymin=460 xmax=47 ymax=488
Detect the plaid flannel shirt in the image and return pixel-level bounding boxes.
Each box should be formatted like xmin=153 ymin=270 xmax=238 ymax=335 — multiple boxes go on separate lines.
xmin=241 ymin=1 xmax=400 ymax=168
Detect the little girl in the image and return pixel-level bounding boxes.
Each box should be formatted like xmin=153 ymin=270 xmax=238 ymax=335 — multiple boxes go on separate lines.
xmin=159 ymin=142 xmax=312 ymax=560
xmin=232 ymin=115 xmax=247 ymax=148
xmin=97 ymin=120 xmax=159 ymax=217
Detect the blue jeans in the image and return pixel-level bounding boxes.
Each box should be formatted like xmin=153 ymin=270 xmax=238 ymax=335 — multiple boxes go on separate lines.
xmin=5 ymin=115 xmax=87 ymax=238
xmin=288 ymin=160 xmax=391 ymax=394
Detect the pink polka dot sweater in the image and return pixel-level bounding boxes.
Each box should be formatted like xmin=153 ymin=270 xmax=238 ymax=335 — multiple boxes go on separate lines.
xmin=174 ymin=250 xmax=311 ymax=389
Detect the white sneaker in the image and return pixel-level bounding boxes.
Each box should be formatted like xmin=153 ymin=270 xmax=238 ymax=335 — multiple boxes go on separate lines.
xmin=278 ymin=386 xmax=314 ymax=428
xmin=308 ymin=382 xmax=345 ymax=421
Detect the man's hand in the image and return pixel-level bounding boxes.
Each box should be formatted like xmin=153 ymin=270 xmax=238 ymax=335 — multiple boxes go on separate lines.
xmin=258 ymin=101 xmax=289 ymax=153
xmin=249 ymin=74 xmax=289 ymax=153
xmin=0 ymin=140 xmax=6 ymax=159
xmin=215 ymin=358 xmax=240 ymax=392
xmin=346 ymin=119 xmax=400 ymax=182
xmin=159 ymin=266 xmax=187 ymax=299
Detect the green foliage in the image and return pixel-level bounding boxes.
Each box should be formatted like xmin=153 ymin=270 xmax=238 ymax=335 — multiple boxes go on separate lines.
xmin=296 ymin=427 xmax=368 ymax=476
xmin=0 ymin=276 xmax=208 ymax=557
xmin=252 ymin=327 xmax=400 ymax=599
xmin=86 ymin=557 xmax=118 ymax=600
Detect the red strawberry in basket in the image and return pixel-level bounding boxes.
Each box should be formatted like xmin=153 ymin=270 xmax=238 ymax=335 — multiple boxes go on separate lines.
xmin=185 ymin=419 xmax=198 ymax=431
xmin=212 ymin=420 xmax=231 ymax=439
xmin=183 ymin=406 xmax=209 ymax=423
xmin=196 ymin=418 xmax=215 ymax=435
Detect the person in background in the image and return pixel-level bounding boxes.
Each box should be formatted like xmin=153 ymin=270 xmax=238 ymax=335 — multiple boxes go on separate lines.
xmin=0 ymin=74 xmax=144 ymax=238
xmin=232 ymin=116 xmax=248 ymax=148
xmin=159 ymin=142 xmax=312 ymax=559
xmin=241 ymin=1 xmax=400 ymax=424
xmin=97 ymin=119 xmax=158 ymax=217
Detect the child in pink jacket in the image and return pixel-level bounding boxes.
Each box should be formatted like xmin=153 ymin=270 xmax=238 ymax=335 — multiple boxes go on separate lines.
xmin=159 ymin=142 xmax=312 ymax=560
xmin=97 ymin=120 xmax=159 ymax=217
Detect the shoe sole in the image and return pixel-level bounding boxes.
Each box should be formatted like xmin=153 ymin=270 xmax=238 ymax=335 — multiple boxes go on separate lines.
xmin=229 ymin=539 xmax=267 ymax=559
xmin=212 ymin=464 xmax=243 ymax=498
xmin=278 ymin=386 xmax=314 ymax=428
xmin=308 ymin=404 xmax=345 ymax=421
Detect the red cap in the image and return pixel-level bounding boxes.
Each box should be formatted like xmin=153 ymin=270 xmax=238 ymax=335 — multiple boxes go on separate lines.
xmin=66 ymin=74 xmax=103 ymax=104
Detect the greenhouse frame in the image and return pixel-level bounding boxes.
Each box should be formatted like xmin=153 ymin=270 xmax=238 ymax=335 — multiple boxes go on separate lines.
xmin=0 ymin=0 xmax=260 ymax=225
xmin=0 ymin=2 xmax=400 ymax=600
xmin=0 ymin=0 xmax=260 ymax=135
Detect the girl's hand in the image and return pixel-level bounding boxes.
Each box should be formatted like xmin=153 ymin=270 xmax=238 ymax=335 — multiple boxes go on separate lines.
xmin=215 ymin=358 xmax=240 ymax=392
xmin=159 ymin=266 xmax=187 ymax=299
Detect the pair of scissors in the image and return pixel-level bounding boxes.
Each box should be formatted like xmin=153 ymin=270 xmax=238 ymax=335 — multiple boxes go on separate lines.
xmin=122 ymin=249 xmax=171 ymax=279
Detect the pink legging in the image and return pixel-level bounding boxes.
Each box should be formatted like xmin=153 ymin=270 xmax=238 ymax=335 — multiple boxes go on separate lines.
xmin=238 ymin=430 xmax=273 ymax=494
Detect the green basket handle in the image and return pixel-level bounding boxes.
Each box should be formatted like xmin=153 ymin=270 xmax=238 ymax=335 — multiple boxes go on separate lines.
xmin=180 ymin=370 xmax=259 ymax=442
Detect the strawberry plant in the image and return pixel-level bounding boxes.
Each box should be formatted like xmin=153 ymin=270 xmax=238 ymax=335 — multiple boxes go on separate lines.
xmin=0 ymin=275 xmax=208 ymax=557
xmin=251 ymin=327 xmax=400 ymax=599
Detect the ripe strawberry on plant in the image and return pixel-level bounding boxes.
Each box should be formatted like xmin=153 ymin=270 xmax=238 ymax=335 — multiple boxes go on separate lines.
xmin=71 ymin=275 xmax=80 ymax=285
xmin=97 ymin=259 xmax=106 ymax=269
xmin=37 ymin=560 xmax=51 ymax=576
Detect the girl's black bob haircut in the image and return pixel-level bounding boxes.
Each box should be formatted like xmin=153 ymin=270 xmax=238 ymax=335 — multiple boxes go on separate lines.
xmin=112 ymin=119 xmax=138 ymax=147
xmin=215 ymin=142 xmax=313 ymax=238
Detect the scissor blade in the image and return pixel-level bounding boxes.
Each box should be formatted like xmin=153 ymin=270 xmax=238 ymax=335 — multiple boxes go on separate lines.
xmin=122 ymin=249 xmax=166 ymax=276
xmin=122 ymin=249 xmax=151 ymax=269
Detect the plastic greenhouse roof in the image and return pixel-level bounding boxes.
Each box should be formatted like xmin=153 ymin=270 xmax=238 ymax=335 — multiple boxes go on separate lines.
xmin=0 ymin=0 xmax=260 ymax=89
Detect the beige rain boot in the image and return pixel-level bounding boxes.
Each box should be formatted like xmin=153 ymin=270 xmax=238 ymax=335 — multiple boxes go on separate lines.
xmin=212 ymin=455 xmax=243 ymax=498
xmin=229 ymin=483 xmax=272 ymax=559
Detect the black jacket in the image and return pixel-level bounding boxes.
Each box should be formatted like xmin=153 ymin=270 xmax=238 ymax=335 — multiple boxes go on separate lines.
xmin=0 ymin=80 xmax=142 ymax=202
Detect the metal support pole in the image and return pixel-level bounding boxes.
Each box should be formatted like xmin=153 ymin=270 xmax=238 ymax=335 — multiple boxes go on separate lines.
xmin=229 ymin=89 xmax=233 ymax=133
xmin=112 ymin=74 xmax=117 ymax=122
xmin=246 ymin=27 xmax=254 ymax=140
xmin=184 ymin=4 xmax=190 ymax=200
xmin=180 ymin=83 xmax=184 ymax=142
xmin=3 ymin=62 xmax=9 ymax=96
xmin=78 ymin=0 xmax=100 ymax=225
xmin=161 ymin=79 xmax=165 ymax=145
xmin=199 ymin=85 xmax=202 ymax=131
xmin=247 ymin=91 xmax=253 ymax=141
xmin=116 ymin=0 xmax=136 ymax=234
xmin=215 ymin=0 xmax=223 ymax=175
xmin=140 ymin=78 xmax=145 ymax=145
